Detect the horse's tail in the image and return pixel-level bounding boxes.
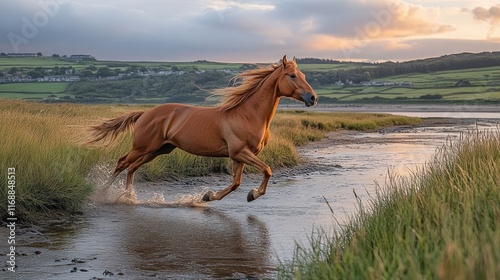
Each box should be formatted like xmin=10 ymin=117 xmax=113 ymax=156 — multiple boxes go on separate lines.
xmin=87 ymin=111 xmax=144 ymax=146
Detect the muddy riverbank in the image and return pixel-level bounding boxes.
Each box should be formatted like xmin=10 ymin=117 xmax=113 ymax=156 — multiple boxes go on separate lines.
xmin=3 ymin=117 xmax=499 ymax=280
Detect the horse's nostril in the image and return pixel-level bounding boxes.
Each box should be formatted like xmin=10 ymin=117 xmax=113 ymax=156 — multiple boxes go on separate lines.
xmin=300 ymin=92 xmax=317 ymax=106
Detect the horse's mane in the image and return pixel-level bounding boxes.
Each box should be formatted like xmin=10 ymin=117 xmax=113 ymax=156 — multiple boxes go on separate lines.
xmin=215 ymin=63 xmax=283 ymax=112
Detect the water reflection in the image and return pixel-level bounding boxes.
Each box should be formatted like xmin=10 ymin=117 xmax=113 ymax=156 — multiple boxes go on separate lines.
xmin=119 ymin=207 xmax=273 ymax=278
xmin=16 ymin=204 xmax=274 ymax=279
xmin=18 ymin=218 xmax=88 ymax=250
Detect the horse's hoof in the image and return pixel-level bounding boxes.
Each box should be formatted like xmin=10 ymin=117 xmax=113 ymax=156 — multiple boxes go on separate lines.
xmin=247 ymin=190 xmax=255 ymax=202
xmin=116 ymin=191 xmax=137 ymax=204
xmin=203 ymin=191 xmax=214 ymax=202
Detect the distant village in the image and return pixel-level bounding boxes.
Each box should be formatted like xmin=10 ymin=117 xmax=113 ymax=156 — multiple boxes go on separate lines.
xmin=0 ymin=52 xmax=414 ymax=87
xmin=1 ymin=52 xmax=95 ymax=60
xmin=334 ymin=80 xmax=413 ymax=87
xmin=0 ymin=52 xmax=93 ymax=83
xmin=0 ymin=52 xmax=241 ymax=84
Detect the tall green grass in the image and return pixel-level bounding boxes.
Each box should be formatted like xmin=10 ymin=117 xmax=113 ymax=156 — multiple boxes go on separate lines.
xmin=0 ymin=100 xmax=420 ymax=220
xmin=0 ymin=103 xmax=99 ymax=219
xmin=0 ymin=101 xmax=152 ymax=219
xmin=279 ymin=128 xmax=500 ymax=279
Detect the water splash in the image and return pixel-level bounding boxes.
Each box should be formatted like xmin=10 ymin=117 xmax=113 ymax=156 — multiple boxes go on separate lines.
xmin=87 ymin=163 xmax=136 ymax=204
xmin=170 ymin=190 xmax=208 ymax=207
xmin=141 ymin=189 xmax=208 ymax=208
xmin=87 ymin=163 xmax=207 ymax=207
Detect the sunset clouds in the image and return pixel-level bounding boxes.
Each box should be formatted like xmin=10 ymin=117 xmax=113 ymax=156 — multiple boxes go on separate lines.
xmin=303 ymin=0 xmax=456 ymax=58
xmin=472 ymin=4 xmax=500 ymax=39
xmin=0 ymin=0 xmax=498 ymax=62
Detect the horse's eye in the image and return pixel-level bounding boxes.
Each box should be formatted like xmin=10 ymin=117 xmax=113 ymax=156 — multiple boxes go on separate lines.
xmin=289 ymin=73 xmax=296 ymax=79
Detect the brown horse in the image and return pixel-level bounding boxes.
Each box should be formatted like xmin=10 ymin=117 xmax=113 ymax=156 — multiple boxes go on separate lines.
xmin=88 ymin=55 xmax=318 ymax=203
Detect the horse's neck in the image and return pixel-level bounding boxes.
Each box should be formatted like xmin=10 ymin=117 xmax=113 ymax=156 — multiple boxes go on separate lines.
xmin=241 ymin=71 xmax=281 ymax=128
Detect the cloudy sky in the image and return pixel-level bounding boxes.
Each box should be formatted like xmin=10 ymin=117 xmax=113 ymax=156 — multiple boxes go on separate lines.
xmin=1 ymin=0 xmax=499 ymax=62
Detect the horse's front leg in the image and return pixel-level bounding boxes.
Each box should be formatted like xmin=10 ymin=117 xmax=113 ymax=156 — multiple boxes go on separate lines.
xmin=232 ymin=148 xmax=272 ymax=202
xmin=203 ymin=160 xmax=245 ymax=202
xmin=245 ymin=162 xmax=271 ymax=202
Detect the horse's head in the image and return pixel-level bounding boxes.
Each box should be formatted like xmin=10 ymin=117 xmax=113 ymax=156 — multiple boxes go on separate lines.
xmin=276 ymin=55 xmax=318 ymax=107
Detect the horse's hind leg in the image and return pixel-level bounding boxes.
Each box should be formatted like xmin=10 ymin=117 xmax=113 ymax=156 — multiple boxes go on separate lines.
xmin=117 ymin=144 xmax=176 ymax=203
xmin=117 ymin=153 xmax=155 ymax=203
xmin=110 ymin=143 xmax=166 ymax=188
xmin=104 ymin=153 xmax=130 ymax=188
xmin=104 ymin=148 xmax=145 ymax=190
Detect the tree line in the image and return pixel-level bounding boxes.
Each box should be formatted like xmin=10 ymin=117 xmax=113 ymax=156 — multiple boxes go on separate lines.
xmin=66 ymin=70 xmax=232 ymax=103
xmin=304 ymin=52 xmax=500 ymax=84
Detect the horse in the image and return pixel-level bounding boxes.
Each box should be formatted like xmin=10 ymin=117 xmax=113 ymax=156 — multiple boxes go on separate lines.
xmin=88 ymin=55 xmax=318 ymax=203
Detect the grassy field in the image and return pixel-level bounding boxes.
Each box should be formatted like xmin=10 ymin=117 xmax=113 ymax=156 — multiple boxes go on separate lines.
xmin=279 ymin=128 xmax=500 ymax=279
xmin=297 ymin=63 xmax=371 ymax=71
xmin=313 ymin=65 xmax=500 ymax=102
xmin=318 ymin=85 xmax=500 ymax=102
xmin=0 ymin=82 xmax=69 ymax=99
xmin=0 ymin=57 xmax=113 ymax=71
xmin=385 ymin=66 xmax=500 ymax=87
xmin=0 ymin=57 xmax=243 ymax=71
xmin=0 ymin=57 xmax=360 ymax=71
xmin=0 ymin=57 xmax=76 ymax=69
xmin=0 ymin=100 xmax=420 ymax=220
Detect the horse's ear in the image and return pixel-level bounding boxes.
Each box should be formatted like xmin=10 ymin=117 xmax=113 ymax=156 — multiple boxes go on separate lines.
xmin=282 ymin=55 xmax=288 ymax=67
xmin=293 ymin=56 xmax=296 ymax=63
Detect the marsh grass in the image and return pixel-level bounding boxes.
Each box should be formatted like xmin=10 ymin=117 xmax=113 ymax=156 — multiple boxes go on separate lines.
xmin=0 ymin=100 xmax=419 ymax=220
xmin=279 ymin=128 xmax=500 ymax=279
